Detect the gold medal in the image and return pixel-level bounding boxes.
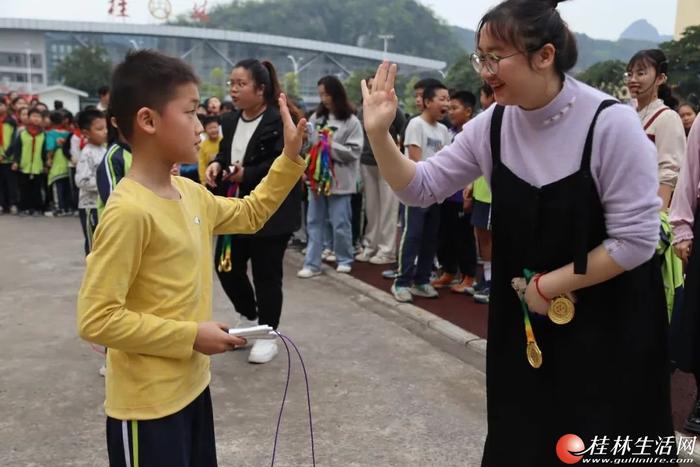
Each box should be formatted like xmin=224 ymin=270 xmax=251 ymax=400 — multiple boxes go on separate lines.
xmin=548 ymin=296 xmax=575 ymax=325
xmin=218 ymin=257 xmax=232 ymax=273
xmin=526 ymin=341 xmax=543 ymax=368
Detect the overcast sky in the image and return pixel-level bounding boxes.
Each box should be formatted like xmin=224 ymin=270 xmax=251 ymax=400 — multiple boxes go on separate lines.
xmin=2 ymin=0 xmax=677 ymax=42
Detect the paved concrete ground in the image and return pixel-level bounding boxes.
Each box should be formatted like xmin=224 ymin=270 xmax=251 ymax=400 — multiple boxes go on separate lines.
xmin=0 ymin=215 xmax=487 ymax=467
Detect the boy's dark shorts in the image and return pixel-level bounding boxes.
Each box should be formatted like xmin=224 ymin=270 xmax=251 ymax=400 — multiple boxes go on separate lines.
xmin=107 ymin=386 xmax=217 ymax=467
xmin=471 ymin=200 xmax=491 ymax=230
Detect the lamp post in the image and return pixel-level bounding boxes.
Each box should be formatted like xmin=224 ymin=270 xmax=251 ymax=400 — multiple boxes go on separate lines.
xmin=26 ymin=48 xmax=32 ymax=93
xmin=287 ymin=55 xmax=299 ymax=75
xmin=377 ymin=34 xmax=394 ymax=59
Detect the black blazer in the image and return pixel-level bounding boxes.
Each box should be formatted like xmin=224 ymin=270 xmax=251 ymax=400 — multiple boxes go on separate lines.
xmin=214 ymin=106 xmax=301 ymax=237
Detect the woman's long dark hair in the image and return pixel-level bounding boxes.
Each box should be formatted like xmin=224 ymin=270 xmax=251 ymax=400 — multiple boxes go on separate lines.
xmin=233 ymin=58 xmax=282 ymax=107
xmin=315 ymin=75 xmax=354 ymax=121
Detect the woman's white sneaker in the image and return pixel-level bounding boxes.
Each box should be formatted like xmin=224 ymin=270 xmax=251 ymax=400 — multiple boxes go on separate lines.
xmin=248 ymin=339 xmax=279 ymax=364
xmin=336 ymin=264 xmax=352 ymax=274
xmin=297 ymin=268 xmax=321 ymax=279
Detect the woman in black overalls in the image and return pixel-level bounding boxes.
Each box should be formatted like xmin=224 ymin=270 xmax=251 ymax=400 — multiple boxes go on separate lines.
xmin=482 ymin=102 xmax=672 ymax=465
xmin=361 ymin=0 xmax=675 ymax=464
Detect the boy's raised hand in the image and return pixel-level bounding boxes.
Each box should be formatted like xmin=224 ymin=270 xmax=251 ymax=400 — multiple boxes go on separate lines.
xmin=279 ymin=93 xmax=307 ymax=159
xmin=361 ymin=62 xmax=399 ymax=136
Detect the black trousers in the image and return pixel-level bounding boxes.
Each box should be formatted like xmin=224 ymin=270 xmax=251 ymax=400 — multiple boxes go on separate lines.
xmin=106 ymin=387 xmax=217 ymax=467
xmin=79 ymin=208 xmax=99 ymax=255
xmin=437 ymin=201 xmax=477 ymax=277
xmin=0 ymin=164 xmax=18 ymax=210
xmin=351 ymin=191 xmax=363 ymax=247
xmin=51 ymin=178 xmax=72 ymax=212
xmin=215 ymin=233 xmax=291 ymax=329
xmin=16 ymin=172 xmax=43 ymax=212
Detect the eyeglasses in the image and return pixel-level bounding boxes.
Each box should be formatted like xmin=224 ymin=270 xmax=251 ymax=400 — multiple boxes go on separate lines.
xmin=623 ymin=70 xmax=649 ymax=84
xmin=470 ymin=51 xmax=525 ymax=75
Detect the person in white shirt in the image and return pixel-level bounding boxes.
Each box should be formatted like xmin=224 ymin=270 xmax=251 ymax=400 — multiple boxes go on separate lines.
xmin=625 ymin=49 xmax=685 ymax=210
xmin=391 ymin=82 xmax=451 ymax=303
xmin=75 ymin=108 xmax=107 ymax=255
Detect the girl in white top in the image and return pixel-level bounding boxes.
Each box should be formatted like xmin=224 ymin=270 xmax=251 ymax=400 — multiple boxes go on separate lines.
xmin=625 ymin=49 xmax=686 ymax=210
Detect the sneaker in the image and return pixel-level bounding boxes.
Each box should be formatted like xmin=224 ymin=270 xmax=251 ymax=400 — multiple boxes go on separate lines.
xmin=369 ymin=255 xmax=395 ymax=265
xmin=98 ymin=364 xmax=106 ymax=377
xmin=410 ymin=283 xmax=439 ymax=298
xmin=431 ymin=273 xmax=457 ymax=289
xmin=465 ymin=280 xmax=486 ymax=296
xmin=297 ymin=268 xmax=321 ymax=279
xmin=325 ymin=254 xmax=337 ymax=263
xmin=321 ymin=249 xmax=332 ymax=260
xmin=9 ymin=205 xmax=18 ymax=215
xmin=474 ymin=283 xmax=491 ymax=304
xmin=355 ymin=249 xmax=373 ymax=262
xmin=44 ymin=211 xmax=55 ymax=217
xmin=336 ymin=264 xmax=352 ymax=274
xmin=382 ymin=269 xmax=398 ymax=280
xmin=248 ymin=339 xmax=279 ymax=364
xmin=451 ymin=276 xmax=475 ymax=294
xmin=391 ymin=284 xmax=413 ymax=303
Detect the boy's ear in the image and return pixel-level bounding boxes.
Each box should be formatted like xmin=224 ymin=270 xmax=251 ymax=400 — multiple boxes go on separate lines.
xmin=135 ymin=107 xmax=157 ymax=136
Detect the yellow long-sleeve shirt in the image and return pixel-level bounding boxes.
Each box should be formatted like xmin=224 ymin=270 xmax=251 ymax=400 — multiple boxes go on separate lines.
xmin=77 ymin=154 xmax=305 ymax=420
xmin=198 ymin=135 xmax=222 ymax=184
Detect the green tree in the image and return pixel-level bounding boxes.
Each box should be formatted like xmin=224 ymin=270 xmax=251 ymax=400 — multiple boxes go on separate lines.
xmin=52 ymin=46 xmax=112 ymax=97
xmin=402 ymin=75 xmax=420 ymax=115
xmin=173 ymin=0 xmax=464 ymax=64
xmin=199 ymin=67 xmax=227 ymax=100
xmin=577 ymin=59 xmax=627 ymax=96
xmin=343 ymin=68 xmax=375 ymax=105
xmin=282 ymin=72 xmax=300 ymax=100
xmin=444 ymin=55 xmax=482 ymax=94
xmin=661 ymin=26 xmax=700 ymax=101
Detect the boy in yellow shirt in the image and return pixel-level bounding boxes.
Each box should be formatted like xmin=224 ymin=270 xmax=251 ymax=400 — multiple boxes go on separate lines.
xmin=198 ymin=115 xmax=222 ymax=184
xmin=76 ymin=50 xmax=307 ymax=467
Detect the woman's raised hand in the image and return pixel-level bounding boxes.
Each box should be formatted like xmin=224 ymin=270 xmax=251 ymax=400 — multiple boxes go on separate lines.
xmin=279 ymin=93 xmax=307 ymax=159
xmin=361 ymin=62 xmax=399 ymax=136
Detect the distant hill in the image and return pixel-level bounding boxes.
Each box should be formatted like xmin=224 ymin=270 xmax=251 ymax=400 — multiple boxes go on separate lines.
xmin=620 ymin=19 xmax=673 ymax=43
xmin=449 ymin=25 xmax=658 ymax=73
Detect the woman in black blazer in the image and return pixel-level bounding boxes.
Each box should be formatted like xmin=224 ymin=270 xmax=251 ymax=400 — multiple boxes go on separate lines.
xmin=206 ymin=59 xmax=302 ymax=364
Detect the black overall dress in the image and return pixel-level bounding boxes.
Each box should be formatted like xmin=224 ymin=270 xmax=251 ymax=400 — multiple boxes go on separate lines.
xmin=480 ymin=102 xmax=675 ymax=466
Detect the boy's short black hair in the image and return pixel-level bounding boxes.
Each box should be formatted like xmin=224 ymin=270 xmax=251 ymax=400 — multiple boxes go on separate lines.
xmin=414 ymin=78 xmax=442 ymax=91
xmin=78 ymin=108 xmax=106 ymax=131
xmin=481 ymin=82 xmax=494 ymax=98
xmin=110 ymin=49 xmax=200 ymax=142
xmin=98 ymin=85 xmax=110 ymax=97
xmin=49 ymin=110 xmax=64 ymax=125
xmin=422 ymin=83 xmax=449 ymax=105
xmin=200 ymin=115 xmax=220 ymax=127
xmin=220 ymin=101 xmax=235 ymax=113
xmin=450 ymin=90 xmax=477 ymax=109
xmin=28 ymin=106 xmax=42 ymax=117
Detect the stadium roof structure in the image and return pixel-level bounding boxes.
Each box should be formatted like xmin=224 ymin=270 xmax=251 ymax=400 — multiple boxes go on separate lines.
xmin=0 ymin=17 xmax=446 ymax=72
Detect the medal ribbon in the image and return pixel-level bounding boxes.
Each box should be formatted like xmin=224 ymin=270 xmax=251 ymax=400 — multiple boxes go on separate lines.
xmin=519 ymin=269 xmax=537 ymax=345
xmin=218 ymin=182 xmax=239 ymax=272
